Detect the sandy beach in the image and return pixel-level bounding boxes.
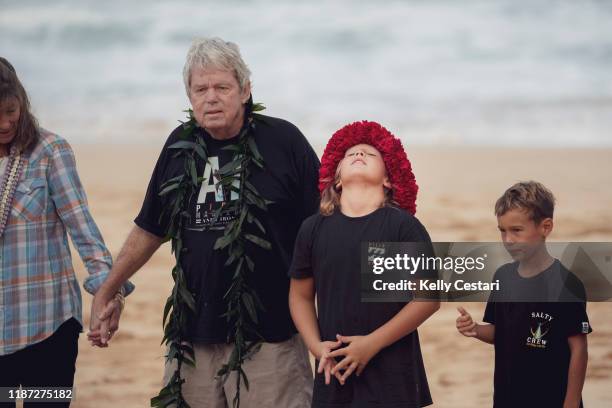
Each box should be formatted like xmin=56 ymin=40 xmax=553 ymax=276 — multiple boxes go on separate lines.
xmin=65 ymin=144 xmax=612 ymax=408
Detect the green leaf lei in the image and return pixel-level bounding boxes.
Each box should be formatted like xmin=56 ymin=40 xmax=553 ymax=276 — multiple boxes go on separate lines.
xmin=151 ymin=102 xmax=270 ymax=408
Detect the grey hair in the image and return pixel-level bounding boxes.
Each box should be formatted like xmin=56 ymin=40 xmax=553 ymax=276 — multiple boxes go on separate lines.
xmin=183 ymin=37 xmax=251 ymax=96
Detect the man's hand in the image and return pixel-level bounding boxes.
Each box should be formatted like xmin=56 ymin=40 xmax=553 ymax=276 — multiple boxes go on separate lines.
xmin=88 ymin=291 xmax=124 ymax=347
xmin=456 ymin=306 xmax=478 ymax=337
xmin=85 ymin=225 xmax=163 ymax=347
xmin=315 ymin=339 xmax=343 ymax=385
xmin=328 ymin=334 xmax=382 ymax=384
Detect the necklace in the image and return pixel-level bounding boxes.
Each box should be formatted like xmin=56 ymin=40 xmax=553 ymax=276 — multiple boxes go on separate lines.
xmin=151 ymin=101 xmax=270 ymax=408
xmin=0 ymin=146 xmax=24 ymax=237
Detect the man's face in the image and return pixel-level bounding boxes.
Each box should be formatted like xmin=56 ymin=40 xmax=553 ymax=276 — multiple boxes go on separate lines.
xmin=497 ymin=208 xmax=552 ymax=261
xmin=0 ymin=96 xmax=20 ymax=147
xmin=337 ymin=144 xmax=390 ymax=189
xmin=188 ymin=66 xmax=250 ymax=139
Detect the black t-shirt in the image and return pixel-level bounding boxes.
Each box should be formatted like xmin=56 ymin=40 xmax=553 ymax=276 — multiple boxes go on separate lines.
xmin=135 ymin=114 xmax=320 ymax=343
xmin=483 ymin=260 xmax=592 ymax=408
xmin=290 ymin=206 xmax=434 ymax=407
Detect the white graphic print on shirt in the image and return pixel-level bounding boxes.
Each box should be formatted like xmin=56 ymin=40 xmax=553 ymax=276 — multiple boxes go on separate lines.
xmin=191 ymin=156 xmax=241 ymax=230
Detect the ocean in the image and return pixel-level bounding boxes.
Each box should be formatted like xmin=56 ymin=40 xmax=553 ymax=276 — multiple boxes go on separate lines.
xmin=1 ymin=0 xmax=611 ymax=147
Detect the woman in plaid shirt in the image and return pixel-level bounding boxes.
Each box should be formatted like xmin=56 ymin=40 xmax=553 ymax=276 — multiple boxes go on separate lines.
xmin=0 ymin=58 xmax=133 ymax=407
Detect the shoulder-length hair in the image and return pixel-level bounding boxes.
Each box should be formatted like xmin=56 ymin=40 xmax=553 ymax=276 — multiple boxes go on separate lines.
xmin=319 ymin=158 xmax=395 ymax=216
xmin=0 ymin=57 xmax=39 ymax=153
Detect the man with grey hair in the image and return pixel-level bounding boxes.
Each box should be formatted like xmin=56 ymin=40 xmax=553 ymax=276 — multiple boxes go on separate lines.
xmin=90 ymin=37 xmax=319 ymax=407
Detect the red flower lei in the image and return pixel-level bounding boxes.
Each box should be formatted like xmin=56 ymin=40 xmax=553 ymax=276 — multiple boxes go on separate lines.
xmin=319 ymin=120 xmax=418 ymax=214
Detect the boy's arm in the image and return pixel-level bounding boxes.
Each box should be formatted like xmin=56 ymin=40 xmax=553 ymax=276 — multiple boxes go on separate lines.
xmin=563 ymin=334 xmax=588 ymax=408
xmin=457 ymin=306 xmax=495 ymax=344
xmin=289 ymin=277 xmax=321 ymax=354
xmin=329 ymin=300 xmax=440 ymax=382
xmin=369 ymin=300 xmax=440 ymax=352
xmin=473 ymin=323 xmax=495 ymax=344
xmin=289 ymin=277 xmax=342 ymax=384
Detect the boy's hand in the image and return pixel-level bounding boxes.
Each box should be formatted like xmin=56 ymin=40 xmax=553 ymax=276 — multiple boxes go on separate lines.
xmin=316 ymin=339 xmax=344 ymax=385
xmin=329 ymin=334 xmax=381 ymax=384
xmin=456 ymin=306 xmax=478 ymax=337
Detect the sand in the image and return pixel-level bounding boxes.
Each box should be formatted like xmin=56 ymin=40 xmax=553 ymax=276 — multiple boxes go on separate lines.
xmin=61 ymin=144 xmax=612 ymax=407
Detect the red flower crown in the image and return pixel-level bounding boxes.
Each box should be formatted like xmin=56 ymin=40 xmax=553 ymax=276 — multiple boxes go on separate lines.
xmin=319 ymin=120 xmax=418 ymax=214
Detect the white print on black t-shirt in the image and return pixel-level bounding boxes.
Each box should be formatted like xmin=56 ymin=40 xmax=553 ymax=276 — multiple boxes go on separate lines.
xmin=526 ymin=311 xmax=554 ymax=349
xmin=192 ymin=156 xmax=240 ymax=230
xmin=367 ymin=243 xmax=386 ymax=266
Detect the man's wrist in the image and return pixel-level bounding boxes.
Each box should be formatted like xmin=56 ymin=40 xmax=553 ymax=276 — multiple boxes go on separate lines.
xmin=114 ymin=291 xmax=126 ymax=311
xmin=97 ymin=280 xmax=125 ymax=298
xmin=96 ymin=284 xmax=113 ymax=299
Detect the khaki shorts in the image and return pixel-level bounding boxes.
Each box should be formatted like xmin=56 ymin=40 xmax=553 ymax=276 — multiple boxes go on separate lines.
xmin=162 ymin=334 xmax=313 ymax=408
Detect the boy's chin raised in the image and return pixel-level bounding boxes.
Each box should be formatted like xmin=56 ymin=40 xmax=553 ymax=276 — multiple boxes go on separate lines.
xmin=341 ymin=174 xmax=385 ymax=188
xmin=341 ymin=167 xmax=383 ymax=182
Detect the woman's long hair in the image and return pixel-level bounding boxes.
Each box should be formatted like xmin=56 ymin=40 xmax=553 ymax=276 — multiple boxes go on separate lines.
xmin=0 ymin=57 xmax=39 ymax=153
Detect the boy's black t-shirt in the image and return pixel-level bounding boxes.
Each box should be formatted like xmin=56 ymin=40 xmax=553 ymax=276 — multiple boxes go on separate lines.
xmin=290 ymin=206 xmax=435 ymax=407
xmin=483 ymin=260 xmax=592 ymax=408
xmin=135 ymin=115 xmax=320 ymax=343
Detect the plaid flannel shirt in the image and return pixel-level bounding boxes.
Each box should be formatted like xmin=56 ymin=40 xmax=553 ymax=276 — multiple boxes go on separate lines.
xmin=0 ymin=129 xmax=134 ymax=355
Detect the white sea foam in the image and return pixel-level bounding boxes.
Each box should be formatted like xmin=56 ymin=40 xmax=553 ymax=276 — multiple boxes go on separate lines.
xmin=1 ymin=0 xmax=611 ymax=146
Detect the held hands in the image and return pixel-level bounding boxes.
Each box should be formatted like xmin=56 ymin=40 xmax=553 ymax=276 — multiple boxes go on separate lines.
xmin=315 ymin=339 xmax=344 ymax=385
xmin=88 ymin=291 xmax=125 ymax=347
xmin=328 ymin=334 xmax=382 ymax=385
xmin=456 ymin=306 xmax=478 ymax=337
